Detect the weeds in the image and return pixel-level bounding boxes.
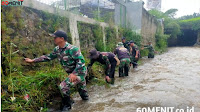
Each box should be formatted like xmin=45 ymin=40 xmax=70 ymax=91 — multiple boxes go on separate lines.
xmin=1 ymin=67 xmax=66 ymax=111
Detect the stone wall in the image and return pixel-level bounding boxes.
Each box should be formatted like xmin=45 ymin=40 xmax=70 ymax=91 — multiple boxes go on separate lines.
xmin=1 ymin=6 xmax=73 ymax=74
xmin=23 ymin=0 xmax=118 ymax=48
xmin=1 ymin=1 xmax=120 ymax=75
xmin=141 ymin=8 xmax=159 ymax=45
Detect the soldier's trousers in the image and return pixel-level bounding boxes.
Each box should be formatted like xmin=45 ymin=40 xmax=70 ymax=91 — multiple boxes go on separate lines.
xmin=59 ymin=75 xmax=87 ymax=97
xmin=105 ymin=60 xmax=117 ymax=78
xmin=148 ymin=53 xmax=154 ymax=58
xmin=130 ymin=56 xmax=139 ymax=68
xmin=119 ymin=58 xmax=130 ymax=77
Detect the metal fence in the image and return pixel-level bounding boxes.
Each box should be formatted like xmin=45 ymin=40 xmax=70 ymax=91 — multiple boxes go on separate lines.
xmin=36 ymin=0 xmax=115 ymax=22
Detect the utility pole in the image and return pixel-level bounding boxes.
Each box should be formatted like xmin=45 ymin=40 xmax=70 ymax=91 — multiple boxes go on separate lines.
xmin=98 ymin=0 xmax=100 ymax=20
xmin=64 ymin=0 xmax=67 ymax=10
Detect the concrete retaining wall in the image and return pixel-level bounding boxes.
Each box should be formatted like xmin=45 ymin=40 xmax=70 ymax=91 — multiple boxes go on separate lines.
xmin=115 ymin=1 xmax=162 ymax=45
xmin=141 ymin=8 xmax=159 ymax=45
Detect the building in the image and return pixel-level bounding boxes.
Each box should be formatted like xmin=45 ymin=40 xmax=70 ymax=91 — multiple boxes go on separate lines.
xmin=146 ymin=0 xmax=161 ymax=11
xmin=114 ymin=0 xmax=163 ymax=44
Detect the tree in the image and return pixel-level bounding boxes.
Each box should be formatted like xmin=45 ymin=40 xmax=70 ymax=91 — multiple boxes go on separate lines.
xmin=164 ymin=9 xmax=178 ymax=18
xmin=178 ymin=13 xmax=200 ymax=20
xmin=149 ymin=9 xmax=181 ymax=39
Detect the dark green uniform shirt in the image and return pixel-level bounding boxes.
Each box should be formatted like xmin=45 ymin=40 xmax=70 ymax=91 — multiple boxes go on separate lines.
xmin=144 ymin=45 xmax=155 ymax=55
xmin=123 ymin=41 xmax=129 ymax=49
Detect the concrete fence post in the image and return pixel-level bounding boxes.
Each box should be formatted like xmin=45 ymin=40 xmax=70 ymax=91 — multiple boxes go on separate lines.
xmin=69 ymin=15 xmax=80 ymax=48
xmin=102 ymin=26 xmax=106 ymax=51
xmin=115 ymin=26 xmax=119 ymax=39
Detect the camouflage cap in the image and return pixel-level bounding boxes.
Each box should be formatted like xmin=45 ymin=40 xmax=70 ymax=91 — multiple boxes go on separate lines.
xmin=117 ymin=42 xmax=124 ymax=46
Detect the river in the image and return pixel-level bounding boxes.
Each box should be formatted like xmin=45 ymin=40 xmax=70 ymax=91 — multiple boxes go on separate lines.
xmin=69 ymin=47 xmax=200 ymax=112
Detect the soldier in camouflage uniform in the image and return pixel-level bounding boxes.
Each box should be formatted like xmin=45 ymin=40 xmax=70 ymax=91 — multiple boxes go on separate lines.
xmin=128 ymin=40 xmax=140 ymax=68
xmin=122 ymin=37 xmax=129 ymax=49
xmin=114 ymin=42 xmax=131 ymax=77
xmin=143 ymin=42 xmax=155 ymax=58
xmin=25 ymin=30 xmax=88 ymax=111
xmin=87 ymin=49 xmax=118 ymax=84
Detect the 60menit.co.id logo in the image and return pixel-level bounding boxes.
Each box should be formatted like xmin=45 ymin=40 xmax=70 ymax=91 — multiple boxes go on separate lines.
xmin=1 ymin=0 xmax=24 ymax=6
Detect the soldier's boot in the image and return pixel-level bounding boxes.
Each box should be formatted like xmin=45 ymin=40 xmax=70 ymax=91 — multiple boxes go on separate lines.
xmin=124 ymin=71 xmax=128 ymax=76
xmin=119 ymin=67 xmax=124 ymax=77
xmin=124 ymin=66 xmax=129 ymax=77
xmin=60 ymin=95 xmax=72 ymax=111
xmin=132 ymin=62 xmax=138 ymax=68
xmin=78 ymin=89 xmax=89 ymax=100
xmin=148 ymin=54 xmax=154 ymax=58
xmin=110 ymin=78 xmax=115 ymax=85
xmin=148 ymin=54 xmax=151 ymax=58
xmin=150 ymin=54 xmax=154 ymax=58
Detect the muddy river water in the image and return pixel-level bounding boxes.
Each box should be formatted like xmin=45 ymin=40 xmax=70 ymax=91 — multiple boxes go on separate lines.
xmin=70 ymin=47 xmax=200 ymax=112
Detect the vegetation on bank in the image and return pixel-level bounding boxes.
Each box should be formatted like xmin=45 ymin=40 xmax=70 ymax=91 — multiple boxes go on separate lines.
xmin=1 ymin=6 xmax=119 ymax=111
xmin=1 ymin=6 xmax=73 ymax=111
xmin=179 ymin=17 xmax=200 ymax=31
xmin=148 ymin=9 xmax=181 ymax=41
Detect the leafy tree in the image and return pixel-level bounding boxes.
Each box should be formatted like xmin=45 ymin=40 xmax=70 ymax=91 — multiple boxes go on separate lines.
xmin=179 ymin=13 xmax=200 ymax=20
xmin=164 ymin=9 xmax=178 ymax=18
xmin=149 ymin=9 xmax=181 ymax=39
xmin=165 ymin=21 xmax=181 ymax=38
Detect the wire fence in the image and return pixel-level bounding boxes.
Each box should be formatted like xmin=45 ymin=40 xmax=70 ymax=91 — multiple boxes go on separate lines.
xmin=36 ymin=0 xmax=115 ymax=22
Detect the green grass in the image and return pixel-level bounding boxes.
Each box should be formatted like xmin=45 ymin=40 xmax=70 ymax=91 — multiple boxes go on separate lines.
xmin=1 ymin=67 xmax=66 ymax=111
xmin=1 ymin=58 xmax=110 ymax=112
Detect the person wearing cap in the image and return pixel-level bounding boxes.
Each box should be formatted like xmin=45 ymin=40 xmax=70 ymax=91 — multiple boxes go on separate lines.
xmin=121 ymin=37 xmax=129 ymax=49
xmin=87 ymin=49 xmax=119 ymax=84
xmin=24 ymin=30 xmax=89 ymax=111
xmin=114 ymin=42 xmax=131 ymax=77
xmin=128 ymin=40 xmax=140 ymax=68
xmin=142 ymin=42 xmax=155 ymax=58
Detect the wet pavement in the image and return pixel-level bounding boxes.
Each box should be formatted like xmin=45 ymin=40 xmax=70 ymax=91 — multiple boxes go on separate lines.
xmin=70 ymin=47 xmax=200 ymax=112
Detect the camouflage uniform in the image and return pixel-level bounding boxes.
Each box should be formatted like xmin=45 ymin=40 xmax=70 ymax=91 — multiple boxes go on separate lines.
xmin=128 ymin=44 xmax=140 ymax=68
xmin=144 ymin=45 xmax=155 ymax=58
xmin=115 ymin=43 xmax=131 ymax=77
xmin=119 ymin=58 xmax=130 ymax=76
xmin=34 ymin=42 xmax=88 ymax=97
xmin=88 ymin=52 xmax=116 ymax=79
